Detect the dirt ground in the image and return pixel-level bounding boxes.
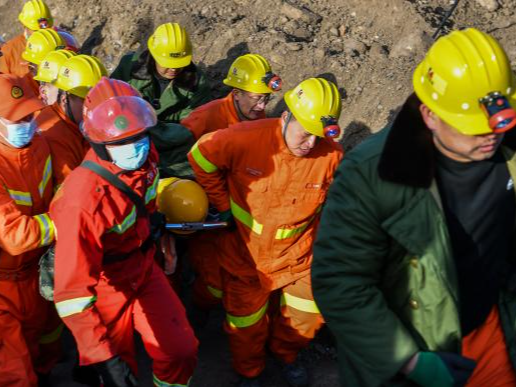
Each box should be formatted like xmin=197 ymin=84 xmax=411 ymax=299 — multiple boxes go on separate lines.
xmin=2 ymin=0 xmax=516 ymax=386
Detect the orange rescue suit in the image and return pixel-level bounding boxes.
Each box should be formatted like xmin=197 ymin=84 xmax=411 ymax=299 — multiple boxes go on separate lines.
xmin=0 ymin=134 xmax=61 ymax=386
xmin=36 ymin=103 xmax=90 ymax=184
xmin=189 ymin=118 xmax=343 ymax=288
xmin=188 ymin=118 xmax=342 ymax=377
xmin=50 ymin=146 xmax=198 ymax=385
xmin=181 ymin=92 xmax=255 ymax=140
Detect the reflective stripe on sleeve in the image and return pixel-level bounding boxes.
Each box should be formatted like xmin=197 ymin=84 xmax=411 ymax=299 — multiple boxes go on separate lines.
xmin=226 ymin=301 xmax=268 ymax=329
xmin=281 ymin=292 xmax=320 ymax=314
xmin=190 ymin=142 xmax=218 ymax=173
xmin=230 ymin=198 xmax=263 ymax=235
xmin=153 ymin=374 xmax=191 ymax=386
xmin=34 ymin=213 xmax=55 ymax=246
xmin=207 ymin=285 xmax=223 ymax=299
xmin=108 ymin=206 xmax=137 ymax=234
xmin=38 ymin=155 xmax=52 ymax=196
xmin=39 ymin=323 xmax=64 ymax=344
xmin=7 ymin=189 xmax=32 ymax=206
xmin=145 ymin=174 xmax=159 ymax=204
xmin=55 ymin=296 xmax=97 ymax=318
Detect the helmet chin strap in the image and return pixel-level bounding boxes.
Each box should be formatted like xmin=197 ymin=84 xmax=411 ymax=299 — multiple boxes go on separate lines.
xmin=282 ymin=112 xmax=292 ymax=148
xmin=63 ymin=92 xmax=77 ymax=125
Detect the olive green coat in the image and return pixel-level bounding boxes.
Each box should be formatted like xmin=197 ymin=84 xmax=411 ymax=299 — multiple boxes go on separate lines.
xmin=312 ymin=97 xmax=516 ymax=387
xmin=111 ymin=50 xmax=212 ymax=177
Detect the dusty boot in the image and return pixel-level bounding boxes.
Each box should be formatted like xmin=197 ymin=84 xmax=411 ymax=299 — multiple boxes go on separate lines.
xmin=238 ymin=376 xmax=261 ymax=387
xmin=282 ymin=360 xmax=309 ymax=387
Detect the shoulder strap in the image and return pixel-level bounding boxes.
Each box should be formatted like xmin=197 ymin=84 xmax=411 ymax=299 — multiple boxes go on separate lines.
xmin=80 ymin=160 xmax=147 ymax=217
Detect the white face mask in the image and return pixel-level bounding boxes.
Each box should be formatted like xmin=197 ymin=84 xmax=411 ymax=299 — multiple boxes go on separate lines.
xmin=0 ymin=119 xmax=36 ymax=148
xmin=106 ymin=136 xmax=150 ymax=171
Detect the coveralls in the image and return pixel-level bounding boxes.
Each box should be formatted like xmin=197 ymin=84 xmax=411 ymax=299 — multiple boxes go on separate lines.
xmin=188 ymin=118 xmax=343 ymax=377
xmin=181 ymin=91 xmax=262 ymax=309
xmin=0 ymin=134 xmax=61 ymax=386
xmin=35 ymin=103 xmax=90 ymax=185
xmin=51 ymin=146 xmax=198 ymax=386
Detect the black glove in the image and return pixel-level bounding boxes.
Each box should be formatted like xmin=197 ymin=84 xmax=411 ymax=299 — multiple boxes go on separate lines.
xmin=93 ymin=356 xmax=138 ymax=387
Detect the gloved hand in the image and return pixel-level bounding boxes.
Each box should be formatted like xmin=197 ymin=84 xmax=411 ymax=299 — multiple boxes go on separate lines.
xmin=406 ymin=351 xmax=476 ymax=387
xmin=218 ymin=209 xmax=235 ymax=230
xmin=160 ymin=232 xmax=177 ymax=275
xmin=92 ymin=356 xmax=138 ymax=387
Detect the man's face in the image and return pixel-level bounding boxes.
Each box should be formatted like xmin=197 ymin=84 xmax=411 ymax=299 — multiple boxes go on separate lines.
xmin=59 ymin=92 xmax=84 ymax=124
xmin=155 ymin=62 xmax=184 ymax=80
xmin=233 ymin=90 xmax=270 ymax=121
xmin=282 ymin=112 xmax=318 ymax=157
xmin=421 ymin=104 xmax=505 ymax=162
xmin=39 ymin=82 xmax=58 ymax=106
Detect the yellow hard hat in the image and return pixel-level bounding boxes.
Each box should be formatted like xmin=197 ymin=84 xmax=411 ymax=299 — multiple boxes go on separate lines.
xmin=148 ymin=23 xmax=193 ymax=69
xmin=22 ymin=29 xmax=65 ymax=65
xmin=157 ymin=178 xmax=209 ymax=235
xmin=414 ymin=28 xmax=516 ymax=135
xmin=284 ymin=78 xmax=342 ymax=138
xmin=54 ymin=55 xmax=108 ymax=98
xmin=223 ymin=54 xmax=282 ymax=94
xmin=34 ymin=49 xmax=77 ymax=83
xmin=18 ymin=0 xmax=53 ymax=31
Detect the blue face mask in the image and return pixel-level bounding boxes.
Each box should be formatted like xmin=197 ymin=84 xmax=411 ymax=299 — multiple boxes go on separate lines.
xmin=1 ymin=120 xmax=36 ymax=148
xmin=107 ymin=136 xmax=150 ymax=171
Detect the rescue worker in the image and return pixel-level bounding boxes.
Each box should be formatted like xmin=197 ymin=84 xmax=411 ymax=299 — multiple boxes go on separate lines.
xmin=0 ymin=74 xmax=62 ymax=386
xmin=111 ymin=22 xmax=211 ymax=178
xmin=36 ymin=54 xmax=107 ymax=185
xmin=0 ymin=0 xmax=53 ymax=77
xmin=312 ymin=28 xmax=516 ymax=387
xmin=181 ymin=53 xmax=282 ymax=140
xmin=181 ymin=53 xmax=282 ymax=314
xmin=188 ymin=78 xmax=343 ymax=387
xmin=34 ymin=49 xmax=77 ymax=105
xmin=50 ymin=78 xmax=198 ymax=387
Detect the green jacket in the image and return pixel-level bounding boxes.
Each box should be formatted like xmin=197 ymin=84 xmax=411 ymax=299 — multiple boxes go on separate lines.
xmin=312 ymin=97 xmax=516 ymax=387
xmin=111 ymin=50 xmax=212 ymax=177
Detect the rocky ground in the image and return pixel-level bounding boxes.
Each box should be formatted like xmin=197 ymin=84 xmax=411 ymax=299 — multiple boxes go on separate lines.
xmin=3 ymin=0 xmax=516 ymax=149
xmin=2 ymin=0 xmax=516 ymax=386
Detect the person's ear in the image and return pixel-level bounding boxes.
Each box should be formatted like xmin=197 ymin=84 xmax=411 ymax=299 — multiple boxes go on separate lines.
xmin=419 ymin=104 xmax=440 ymax=132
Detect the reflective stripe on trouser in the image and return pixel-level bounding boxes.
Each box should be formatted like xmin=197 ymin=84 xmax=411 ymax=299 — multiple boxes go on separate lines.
xmin=80 ymin=262 xmax=198 ymax=384
xmin=221 ymin=270 xmax=323 ymax=378
xmin=55 ymin=296 xmax=96 ymax=318
xmin=270 ymin=275 xmax=324 ymax=364
xmin=153 ymin=374 xmax=190 ymax=386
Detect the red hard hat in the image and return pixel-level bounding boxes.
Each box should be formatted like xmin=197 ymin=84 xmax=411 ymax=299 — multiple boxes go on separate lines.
xmin=82 ymin=96 xmax=157 ymax=144
xmin=82 ymin=77 xmax=155 ymax=144
xmin=83 ymin=76 xmax=141 ymax=117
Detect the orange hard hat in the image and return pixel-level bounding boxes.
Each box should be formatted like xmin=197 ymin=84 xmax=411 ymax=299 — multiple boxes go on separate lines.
xmin=0 ymin=74 xmax=45 ymax=121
